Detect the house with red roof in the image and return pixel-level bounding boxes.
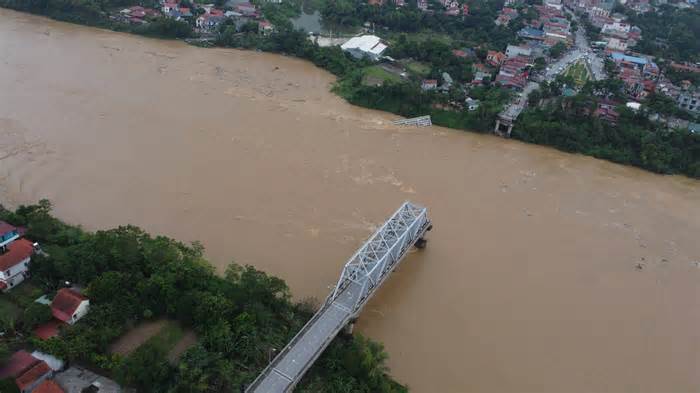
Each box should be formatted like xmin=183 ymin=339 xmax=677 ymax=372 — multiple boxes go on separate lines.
xmin=486 ymin=50 xmax=506 ymax=67
xmin=0 ymin=351 xmax=53 ymax=393
xmin=0 ymin=238 xmax=35 ymax=292
xmin=0 ymin=220 xmax=20 ymax=248
xmin=421 ymin=79 xmax=438 ymax=91
xmin=33 ymin=380 xmax=65 ymax=393
xmin=51 ymin=288 xmax=90 ymax=325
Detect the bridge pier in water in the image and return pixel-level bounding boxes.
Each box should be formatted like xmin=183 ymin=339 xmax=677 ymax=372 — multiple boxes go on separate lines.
xmin=246 ymin=201 xmax=432 ymax=393
xmin=494 ymin=118 xmax=514 ymax=138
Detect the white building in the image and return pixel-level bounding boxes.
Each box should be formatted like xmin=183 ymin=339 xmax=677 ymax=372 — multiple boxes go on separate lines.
xmin=0 ymin=238 xmax=34 ymax=292
xmin=340 ymin=35 xmax=388 ymax=61
xmin=51 ymin=288 xmax=90 ymax=325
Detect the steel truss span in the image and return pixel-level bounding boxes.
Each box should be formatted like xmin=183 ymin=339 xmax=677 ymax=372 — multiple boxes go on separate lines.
xmin=246 ymin=201 xmax=432 ymax=393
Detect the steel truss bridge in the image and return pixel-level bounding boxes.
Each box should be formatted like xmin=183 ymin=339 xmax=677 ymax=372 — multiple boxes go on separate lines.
xmin=246 ymin=201 xmax=432 ymax=393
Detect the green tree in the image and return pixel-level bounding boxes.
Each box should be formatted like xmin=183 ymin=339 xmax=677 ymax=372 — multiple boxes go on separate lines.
xmin=549 ymin=42 xmax=567 ymax=59
xmin=22 ymin=303 xmax=52 ymax=331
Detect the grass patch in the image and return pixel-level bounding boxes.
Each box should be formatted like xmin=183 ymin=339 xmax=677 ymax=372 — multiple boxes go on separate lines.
xmin=362 ymin=65 xmax=402 ymax=85
xmin=145 ymin=321 xmax=184 ymax=354
xmin=565 ymin=61 xmax=590 ymax=86
xmin=404 ymin=61 xmax=431 ymax=77
xmin=0 ymin=296 xmax=20 ymax=321
xmin=6 ymin=282 xmax=43 ymax=309
xmin=386 ymin=30 xmax=453 ymax=45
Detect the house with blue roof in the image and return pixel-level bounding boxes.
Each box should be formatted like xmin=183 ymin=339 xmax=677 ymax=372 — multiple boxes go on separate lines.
xmin=518 ymin=27 xmax=545 ymax=41
xmin=610 ymin=52 xmax=648 ymax=67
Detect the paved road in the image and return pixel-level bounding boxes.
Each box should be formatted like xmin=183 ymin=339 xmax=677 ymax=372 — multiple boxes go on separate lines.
xmin=498 ymin=15 xmax=608 ymax=126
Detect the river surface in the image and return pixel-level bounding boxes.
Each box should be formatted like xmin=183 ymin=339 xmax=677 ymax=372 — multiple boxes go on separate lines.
xmin=1 ymin=9 xmax=700 ymax=392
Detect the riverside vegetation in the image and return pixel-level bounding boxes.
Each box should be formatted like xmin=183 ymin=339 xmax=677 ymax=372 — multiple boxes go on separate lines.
xmin=0 ymin=200 xmax=406 ymax=393
xmin=0 ymin=0 xmax=698 ymax=178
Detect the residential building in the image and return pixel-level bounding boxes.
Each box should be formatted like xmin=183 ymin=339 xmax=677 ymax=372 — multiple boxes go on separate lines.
xmin=452 ymin=48 xmax=476 ymax=59
xmin=0 ymin=220 xmax=19 ymax=248
xmin=161 ymin=1 xmax=178 ymax=14
xmin=441 ymin=72 xmax=454 ymax=91
xmin=594 ymin=99 xmax=620 ymax=124
xmin=601 ymin=21 xmax=630 ymax=38
xmin=340 ymin=35 xmax=387 ymax=61
xmin=258 ymin=20 xmax=274 ymax=35
xmin=196 ymin=14 xmax=226 ymax=30
xmin=51 ymin=288 xmax=90 ymax=325
xmin=0 ymin=238 xmax=34 ymax=292
xmin=445 ymin=2 xmax=460 ymax=15
xmin=471 ymin=71 xmax=491 ymax=85
xmin=670 ymin=62 xmax=700 ymax=74
xmin=421 ymin=79 xmax=438 ymax=91
xmin=688 ymin=122 xmax=700 ymax=133
xmin=234 ymin=2 xmax=258 ymax=16
xmin=518 ymin=27 xmax=545 ymax=41
xmin=505 ymin=44 xmax=532 ymax=59
xmin=34 ymin=380 xmax=66 ymax=393
xmin=486 ymin=50 xmax=506 ymax=67
xmin=0 ymin=351 xmax=53 ymax=393
xmin=55 ymin=366 xmax=122 ymax=393
xmin=678 ymin=90 xmax=700 ymax=114
xmin=465 ymin=97 xmax=480 ymax=110
xmin=606 ymin=37 xmax=628 ymax=52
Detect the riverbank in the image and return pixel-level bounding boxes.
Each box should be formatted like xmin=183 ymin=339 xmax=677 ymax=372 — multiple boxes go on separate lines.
xmin=0 ymin=201 xmax=406 ymax=392
xmin=1 ymin=3 xmax=698 ymax=179
xmin=2 ymin=9 xmax=700 ymax=392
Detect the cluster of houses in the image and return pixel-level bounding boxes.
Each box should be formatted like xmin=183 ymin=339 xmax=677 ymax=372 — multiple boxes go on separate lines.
xmin=113 ymin=0 xmax=273 ymax=34
xmin=367 ymin=0 xmax=468 ymax=16
xmin=514 ymin=1 xmax=575 ymax=49
xmin=563 ymin=0 xmax=700 ymax=123
xmin=486 ymin=0 xmax=575 ymax=91
xmin=0 ymin=221 xmax=111 ymax=392
xmin=0 ymin=221 xmax=33 ymax=292
xmin=0 ymin=351 xmax=121 ymax=393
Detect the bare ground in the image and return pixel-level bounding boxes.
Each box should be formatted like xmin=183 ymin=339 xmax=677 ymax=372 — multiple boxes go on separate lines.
xmin=109 ymin=319 xmax=167 ymax=356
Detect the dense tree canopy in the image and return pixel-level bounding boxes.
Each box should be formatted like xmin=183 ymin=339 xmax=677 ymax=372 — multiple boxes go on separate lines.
xmin=0 ymin=202 xmax=406 ymax=392
xmin=626 ymin=5 xmax=700 ymax=63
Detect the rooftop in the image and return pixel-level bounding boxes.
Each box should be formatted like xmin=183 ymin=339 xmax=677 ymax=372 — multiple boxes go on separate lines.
xmin=341 ymin=35 xmax=387 ymax=56
xmin=0 ymin=238 xmax=34 ymax=272
xmin=15 ymin=360 xmax=51 ymax=391
xmin=55 ymin=366 xmax=122 ymax=393
xmin=0 ymin=220 xmax=17 ymax=234
xmin=0 ymin=351 xmax=39 ymax=379
xmin=51 ymin=288 xmax=89 ymax=323
xmin=34 ymin=380 xmax=66 ymax=393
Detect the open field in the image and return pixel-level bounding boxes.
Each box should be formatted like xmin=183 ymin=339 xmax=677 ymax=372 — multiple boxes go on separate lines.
xmin=361 ymin=65 xmax=402 ymax=86
xmin=109 ymin=319 xmax=168 ymax=356
xmin=404 ymin=60 xmax=431 ymax=77
xmin=0 ymin=296 xmax=20 ymax=322
xmin=109 ymin=319 xmax=196 ymax=363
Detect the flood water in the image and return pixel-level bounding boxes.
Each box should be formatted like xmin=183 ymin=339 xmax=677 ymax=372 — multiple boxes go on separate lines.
xmin=1 ymin=9 xmax=700 ymax=392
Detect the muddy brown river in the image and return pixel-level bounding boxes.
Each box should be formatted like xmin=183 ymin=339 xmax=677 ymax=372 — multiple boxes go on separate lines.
xmin=1 ymin=9 xmax=699 ymax=392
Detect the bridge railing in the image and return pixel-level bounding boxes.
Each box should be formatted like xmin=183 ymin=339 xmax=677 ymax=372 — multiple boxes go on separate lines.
xmin=245 ymin=201 xmax=431 ymax=393
xmin=329 ymin=202 xmax=429 ymax=313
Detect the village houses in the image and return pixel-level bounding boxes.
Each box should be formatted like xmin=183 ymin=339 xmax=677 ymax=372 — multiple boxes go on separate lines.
xmin=0 ymin=221 xmax=36 ymax=292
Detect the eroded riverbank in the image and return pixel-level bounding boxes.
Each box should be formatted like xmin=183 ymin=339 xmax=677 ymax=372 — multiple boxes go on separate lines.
xmin=1 ymin=9 xmax=700 ymax=392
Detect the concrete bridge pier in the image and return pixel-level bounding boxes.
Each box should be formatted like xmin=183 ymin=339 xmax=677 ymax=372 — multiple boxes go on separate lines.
xmin=343 ymin=318 xmax=359 ymax=335
xmin=494 ymin=119 xmax=513 ymax=138
xmin=414 ymin=223 xmax=433 ymax=249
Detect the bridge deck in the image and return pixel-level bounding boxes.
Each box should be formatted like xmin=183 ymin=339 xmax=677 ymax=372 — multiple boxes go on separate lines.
xmin=247 ymin=202 xmax=430 ymax=393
